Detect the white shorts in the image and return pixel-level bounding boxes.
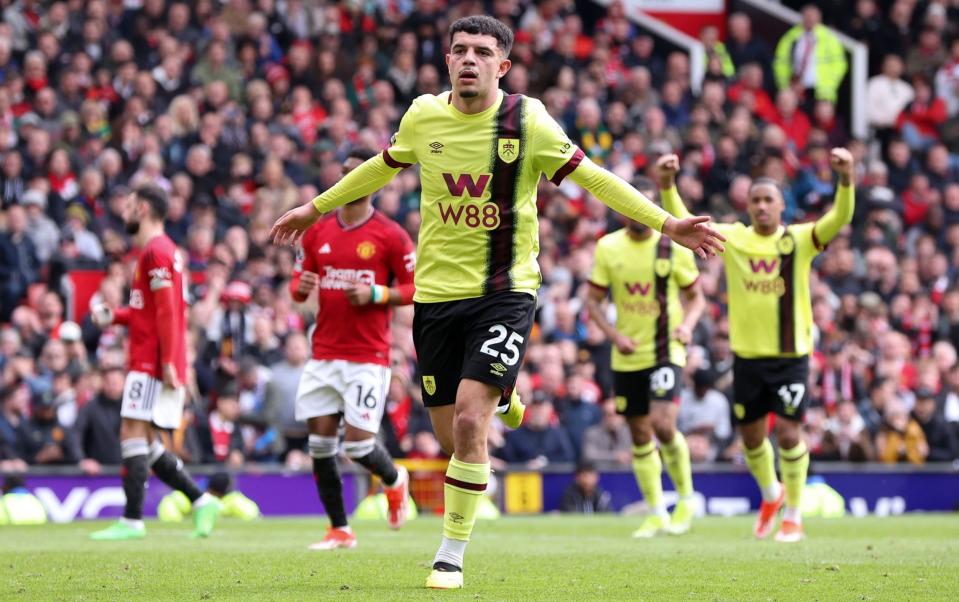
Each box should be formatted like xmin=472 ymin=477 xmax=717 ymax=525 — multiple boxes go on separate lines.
xmin=120 ymin=371 xmax=186 ymax=430
xmin=295 ymin=359 xmax=391 ymax=433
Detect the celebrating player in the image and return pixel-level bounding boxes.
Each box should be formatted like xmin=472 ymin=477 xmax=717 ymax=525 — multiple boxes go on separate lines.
xmin=661 ymin=149 xmax=855 ymax=542
xmin=271 ymin=16 xmax=725 ymax=589
xmin=90 ymin=186 xmax=220 ymax=541
xmin=586 ymin=171 xmax=705 ymax=539
xmin=289 ymin=148 xmax=416 ymax=550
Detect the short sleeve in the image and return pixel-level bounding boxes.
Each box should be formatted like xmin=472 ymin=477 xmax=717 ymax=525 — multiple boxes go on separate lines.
xmin=294 ymin=227 xmax=319 ymax=275
xmin=529 ymin=99 xmax=584 ymax=185
xmin=672 ymin=245 xmax=700 ymax=289
xmin=388 ymin=223 xmax=416 ymax=285
xmin=145 ymin=249 xmax=174 ymax=292
xmin=791 ymin=223 xmax=820 ymax=257
xmin=589 ymin=240 xmax=611 ymax=290
xmin=383 ymin=100 xmax=419 ymax=168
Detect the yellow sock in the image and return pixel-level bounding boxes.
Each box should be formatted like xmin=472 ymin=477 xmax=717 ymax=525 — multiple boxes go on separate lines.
xmin=632 ymin=441 xmax=664 ymax=511
xmin=660 ymin=432 xmax=693 ymax=498
xmin=744 ymin=438 xmax=779 ymax=500
xmin=442 ymin=456 xmax=490 ymax=542
xmin=779 ymin=441 xmax=809 ymax=510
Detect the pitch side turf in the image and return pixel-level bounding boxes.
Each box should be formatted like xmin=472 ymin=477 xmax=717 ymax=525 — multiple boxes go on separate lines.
xmin=2 ymin=515 xmax=957 ymax=601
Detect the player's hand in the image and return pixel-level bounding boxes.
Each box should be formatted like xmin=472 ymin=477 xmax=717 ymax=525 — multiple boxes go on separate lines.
xmin=613 ymin=332 xmax=637 ymax=355
xmin=662 ymin=216 xmax=726 ymax=260
xmin=162 ymin=363 xmax=181 ymax=389
xmin=296 ymin=271 xmax=319 ymax=297
xmin=91 ymin=302 xmax=114 ymax=327
xmin=830 ymin=147 xmax=854 ymax=184
xmin=79 ymin=458 xmax=102 ymax=475
xmin=673 ymin=323 xmax=693 ymax=344
xmin=270 ymin=203 xmax=321 ymax=246
xmin=345 ymin=283 xmax=372 ymax=306
xmin=654 ymin=153 xmax=680 ymax=189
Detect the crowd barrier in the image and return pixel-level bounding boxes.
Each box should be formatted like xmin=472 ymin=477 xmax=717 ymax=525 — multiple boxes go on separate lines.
xmin=12 ymin=461 xmax=958 ymax=522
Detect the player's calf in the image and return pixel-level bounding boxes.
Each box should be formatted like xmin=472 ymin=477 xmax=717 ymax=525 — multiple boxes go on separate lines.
xmin=308 ymin=433 xmax=352 ymax=548
xmin=343 ymin=438 xmax=408 ymax=529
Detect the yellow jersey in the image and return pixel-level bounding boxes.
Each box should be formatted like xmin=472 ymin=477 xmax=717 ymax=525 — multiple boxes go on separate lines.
xmin=383 ymin=91 xmax=585 ymax=303
xmin=662 ymin=184 xmax=854 ymax=358
xmin=590 ymin=229 xmax=699 ymax=371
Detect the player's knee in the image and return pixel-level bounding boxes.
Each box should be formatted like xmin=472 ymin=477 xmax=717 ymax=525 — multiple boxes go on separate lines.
xmin=120 ymin=418 xmax=148 ymax=441
xmin=342 ymin=438 xmax=376 ymax=459
xmin=452 ymin=410 xmax=485 ymax=436
xmin=629 ymin=422 xmax=654 ymax=446
xmin=653 ymin=420 xmax=676 ymax=444
xmin=774 ymin=421 xmax=801 ymax=450
xmin=308 ymin=434 xmax=339 ymax=459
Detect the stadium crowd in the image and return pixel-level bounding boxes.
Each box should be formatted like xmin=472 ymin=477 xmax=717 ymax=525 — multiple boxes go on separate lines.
xmin=2 ymin=0 xmax=959 ymax=476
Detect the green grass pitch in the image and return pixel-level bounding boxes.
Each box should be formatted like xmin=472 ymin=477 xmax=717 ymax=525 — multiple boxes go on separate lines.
xmin=2 ymin=515 xmax=958 ymax=601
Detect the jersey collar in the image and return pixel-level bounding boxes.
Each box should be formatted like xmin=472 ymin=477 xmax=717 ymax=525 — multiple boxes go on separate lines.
xmin=336 ymin=207 xmax=375 ymax=231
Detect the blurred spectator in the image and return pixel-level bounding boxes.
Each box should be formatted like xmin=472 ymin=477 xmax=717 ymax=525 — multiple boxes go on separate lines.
xmin=24 ymin=386 xmax=77 ymax=465
xmin=896 ymin=75 xmax=947 ymax=152
xmin=773 ymin=4 xmax=848 ymax=105
xmin=876 ymin=399 xmax=928 ymax=464
xmin=677 ymin=369 xmax=732 ymax=462
xmin=559 ymin=461 xmax=612 ymax=513
xmin=0 ymin=204 xmax=40 ymax=320
xmin=261 ymin=333 xmax=310 ymax=459
xmin=867 ymin=54 xmax=914 ymax=138
xmin=0 ymin=383 xmax=30 ymax=471
xmin=820 ymin=401 xmax=874 ymax=461
xmin=912 ymin=388 xmax=959 ymax=461
xmin=73 ymin=366 xmax=124 ymax=474
xmin=197 ymin=385 xmax=245 ymax=467
xmin=556 ymin=374 xmax=602 ymax=459
xmin=580 ymin=399 xmax=632 ymax=466
xmin=498 ymin=400 xmax=575 ymax=468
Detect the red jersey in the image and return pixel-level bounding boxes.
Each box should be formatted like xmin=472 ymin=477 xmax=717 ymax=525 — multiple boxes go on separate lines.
xmin=291 ymin=210 xmax=415 ymax=366
xmin=118 ymin=234 xmax=188 ymax=381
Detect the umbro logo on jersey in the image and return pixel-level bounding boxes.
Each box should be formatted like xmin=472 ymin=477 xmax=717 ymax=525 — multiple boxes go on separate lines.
xmin=429 ymin=141 xmax=444 ymax=154
xmin=318 ymin=243 xmax=332 ymax=254
xmin=490 ymin=362 xmax=507 ymax=377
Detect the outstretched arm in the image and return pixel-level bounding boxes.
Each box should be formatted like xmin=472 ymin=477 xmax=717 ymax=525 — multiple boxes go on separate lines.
xmin=271 ymin=156 xmax=402 ymax=246
xmin=812 ymin=148 xmax=856 ymax=247
xmin=568 ymin=157 xmax=725 ymax=259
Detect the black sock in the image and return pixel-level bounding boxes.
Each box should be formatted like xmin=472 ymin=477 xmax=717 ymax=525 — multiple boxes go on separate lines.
xmin=352 ymin=444 xmax=399 ymax=486
xmin=312 ymin=456 xmax=348 ymax=528
xmin=151 ymin=451 xmax=203 ymax=503
xmin=122 ymin=454 xmax=149 ymax=520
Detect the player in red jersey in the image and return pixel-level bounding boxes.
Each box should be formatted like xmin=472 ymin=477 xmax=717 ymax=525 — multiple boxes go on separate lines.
xmin=89 ymin=186 xmax=220 ymax=541
xmin=290 ymin=148 xmax=417 ymax=550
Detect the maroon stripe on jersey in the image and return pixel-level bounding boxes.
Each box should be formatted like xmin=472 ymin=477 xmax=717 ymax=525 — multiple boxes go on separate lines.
xmin=445 ymin=476 xmax=487 ymax=492
xmin=485 ymin=94 xmax=524 ymax=294
xmin=549 ymin=148 xmax=584 ymax=185
xmin=778 ymin=230 xmax=796 ymax=354
xmin=654 ymin=235 xmax=672 ymax=365
xmin=382 ymin=149 xmax=412 ymax=169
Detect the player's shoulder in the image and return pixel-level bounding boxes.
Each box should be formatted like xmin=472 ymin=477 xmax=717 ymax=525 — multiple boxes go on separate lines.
xmin=143 ymin=234 xmax=175 ymax=262
xmin=409 ymin=93 xmax=448 ymax=113
xmin=596 ymin=227 xmax=627 ymax=250
xmin=370 ymin=211 xmax=412 ymax=241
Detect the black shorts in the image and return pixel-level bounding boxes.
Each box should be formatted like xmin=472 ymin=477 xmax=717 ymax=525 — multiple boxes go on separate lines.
xmin=613 ymin=363 xmax=682 ymax=417
xmin=732 ymin=355 xmax=810 ymax=424
xmin=412 ymin=292 xmax=535 ymax=408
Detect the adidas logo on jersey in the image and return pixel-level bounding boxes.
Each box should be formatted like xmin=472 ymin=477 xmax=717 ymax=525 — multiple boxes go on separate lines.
xmin=318 ymin=243 xmax=332 ymax=254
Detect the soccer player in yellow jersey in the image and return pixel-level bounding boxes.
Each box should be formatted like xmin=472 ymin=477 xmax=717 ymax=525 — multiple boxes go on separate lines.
xmin=271 ymin=16 xmax=726 ymax=589
xmin=586 ymin=171 xmax=705 ymax=539
xmin=660 ymin=148 xmax=855 ymax=543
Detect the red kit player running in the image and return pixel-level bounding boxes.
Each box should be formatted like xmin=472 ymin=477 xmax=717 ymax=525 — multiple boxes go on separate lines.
xmin=289 ymin=148 xmax=417 ymax=550
xmin=90 ymin=186 xmax=220 ymax=541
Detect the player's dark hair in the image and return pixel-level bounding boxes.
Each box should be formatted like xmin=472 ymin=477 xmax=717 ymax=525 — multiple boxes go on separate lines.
xmin=135 ymin=185 xmax=168 ymax=220
xmin=748 ymin=176 xmax=783 ymax=198
xmin=347 ymin=147 xmax=377 ymax=163
xmin=449 ymin=16 xmax=513 ymax=56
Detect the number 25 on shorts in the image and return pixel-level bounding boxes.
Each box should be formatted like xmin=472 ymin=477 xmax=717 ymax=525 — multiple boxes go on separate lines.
xmin=480 ymin=325 xmax=525 ymax=367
